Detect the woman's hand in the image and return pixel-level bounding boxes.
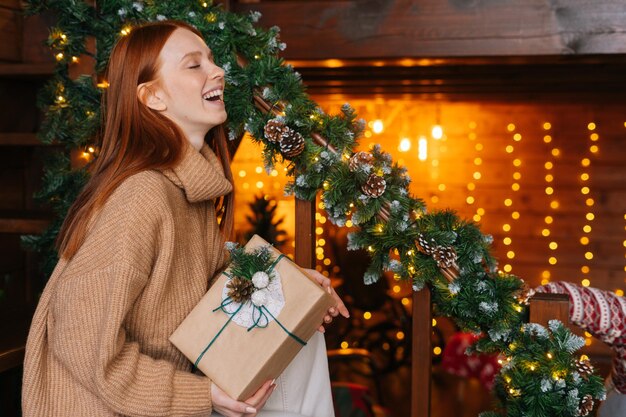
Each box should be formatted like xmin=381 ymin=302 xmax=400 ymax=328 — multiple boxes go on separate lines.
xmin=210 ymin=379 xmax=275 ymax=417
xmin=303 ymin=268 xmax=350 ymax=332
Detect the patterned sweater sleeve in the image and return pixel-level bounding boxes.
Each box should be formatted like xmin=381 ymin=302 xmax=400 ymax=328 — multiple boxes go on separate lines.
xmin=48 ymin=174 xmax=213 ymax=416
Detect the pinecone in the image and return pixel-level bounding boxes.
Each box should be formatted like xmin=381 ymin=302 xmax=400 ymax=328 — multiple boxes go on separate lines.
xmin=361 ymin=174 xmax=386 ymax=198
xmin=349 ymin=151 xmax=374 ymax=172
xmin=575 ymin=358 xmax=594 ymax=379
xmin=264 ymin=118 xmax=287 ymax=143
xmin=433 ymin=246 xmax=457 ymax=268
xmin=578 ymin=394 xmax=594 ymax=416
xmin=417 ymin=233 xmax=436 ymax=255
xmin=226 ymin=277 xmax=255 ymax=303
xmin=279 ymin=127 xmax=305 ymax=158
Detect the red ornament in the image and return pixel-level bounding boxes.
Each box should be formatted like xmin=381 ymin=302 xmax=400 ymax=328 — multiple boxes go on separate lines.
xmin=441 ymin=332 xmax=501 ymax=390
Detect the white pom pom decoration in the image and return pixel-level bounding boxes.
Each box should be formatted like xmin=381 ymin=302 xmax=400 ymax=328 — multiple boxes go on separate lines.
xmin=251 ymin=289 xmax=269 ymax=307
xmin=252 ymin=271 xmax=270 ymax=289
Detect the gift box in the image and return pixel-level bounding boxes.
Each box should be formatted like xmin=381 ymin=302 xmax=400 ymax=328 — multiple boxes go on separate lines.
xmin=170 ymin=234 xmax=335 ymax=400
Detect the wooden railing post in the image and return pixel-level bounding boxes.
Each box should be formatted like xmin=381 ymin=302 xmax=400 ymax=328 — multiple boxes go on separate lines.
xmin=529 ymin=293 xmax=570 ymax=326
xmin=412 ymin=287 xmax=432 ymax=417
xmin=294 ymin=198 xmax=315 ymax=269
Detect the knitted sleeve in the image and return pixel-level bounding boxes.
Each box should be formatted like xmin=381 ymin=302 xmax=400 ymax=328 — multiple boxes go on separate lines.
xmin=48 ymin=173 xmax=213 ymax=416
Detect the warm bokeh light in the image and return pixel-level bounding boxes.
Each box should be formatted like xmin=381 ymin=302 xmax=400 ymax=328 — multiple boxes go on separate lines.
xmin=399 ymin=137 xmax=411 ymax=152
xmin=431 ymin=125 xmax=443 ymax=139
xmin=412 ymin=136 xmax=427 ymax=161
xmin=372 ymin=119 xmax=384 ymax=134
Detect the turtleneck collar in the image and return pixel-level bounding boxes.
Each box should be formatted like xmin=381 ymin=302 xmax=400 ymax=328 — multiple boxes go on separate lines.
xmin=160 ymin=142 xmax=233 ymax=203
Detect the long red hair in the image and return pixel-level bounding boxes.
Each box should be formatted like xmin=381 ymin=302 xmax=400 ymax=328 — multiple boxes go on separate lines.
xmin=57 ymin=21 xmax=234 ymax=260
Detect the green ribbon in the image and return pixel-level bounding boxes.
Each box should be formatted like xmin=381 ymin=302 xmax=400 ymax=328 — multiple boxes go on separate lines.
xmin=194 ymin=253 xmax=306 ymax=369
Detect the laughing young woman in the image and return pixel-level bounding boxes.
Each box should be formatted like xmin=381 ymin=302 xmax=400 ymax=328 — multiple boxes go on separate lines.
xmin=23 ymin=21 xmax=348 ymax=417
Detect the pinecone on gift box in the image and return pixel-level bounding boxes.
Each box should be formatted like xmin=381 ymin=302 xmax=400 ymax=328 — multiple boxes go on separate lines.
xmin=227 ymin=277 xmax=255 ymax=303
xmin=433 ymin=246 xmax=457 ymax=268
xmin=575 ymin=358 xmax=594 ymax=379
xmin=279 ymin=128 xmax=305 ymax=158
xmin=578 ymin=394 xmax=594 ymax=416
xmin=349 ymin=151 xmax=374 ymax=172
xmin=361 ymin=174 xmax=386 ymax=198
xmin=264 ymin=118 xmax=287 ymax=143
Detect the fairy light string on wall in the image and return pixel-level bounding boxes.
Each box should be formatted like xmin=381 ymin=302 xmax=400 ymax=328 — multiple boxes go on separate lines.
xmin=579 ymin=122 xmax=599 ymax=288
xmin=467 ymin=121 xmax=484 ymax=223
xmin=541 ymin=122 xmax=559 ymax=285
xmin=501 ymin=123 xmax=521 ymax=274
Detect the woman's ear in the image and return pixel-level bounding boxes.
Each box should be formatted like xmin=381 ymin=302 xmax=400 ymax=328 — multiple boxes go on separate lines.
xmin=137 ymin=82 xmax=167 ymax=111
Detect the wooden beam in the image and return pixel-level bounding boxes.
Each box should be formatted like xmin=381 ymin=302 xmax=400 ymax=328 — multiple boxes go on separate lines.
xmin=529 ymin=293 xmax=570 ymax=326
xmin=0 ymin=217 xmax=50 ymax=234
xmin=0 ymin=133 xmax=43 ymax=146
xmin=294 ymin=198 xmax=315 ymax=268
xmin=0 ymin=346 xmax=25 ymax=373
xmin=234 ymin=0 xmax=626 ymax=60
xmin=411 ymin=287 xmax=432 ymax=417
xmin=292 ymin=57 xmax=626 ymax=99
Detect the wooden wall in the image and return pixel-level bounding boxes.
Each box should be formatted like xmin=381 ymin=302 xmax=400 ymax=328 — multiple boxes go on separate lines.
xmin=0 ymin=0 xmax=55 ymax=381
xmin=233 ymin=0 xmax=626 ymax=60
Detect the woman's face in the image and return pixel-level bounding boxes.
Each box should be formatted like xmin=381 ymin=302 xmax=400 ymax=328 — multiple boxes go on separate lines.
xmin=150 ymin=28 xmax=226 ymax=141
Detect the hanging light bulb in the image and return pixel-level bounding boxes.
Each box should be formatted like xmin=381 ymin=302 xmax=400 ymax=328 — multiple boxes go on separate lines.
xmin=399 ymin=137 xmax=411 ymax=152
xmin=431 ymin=124 xmax=443 ymax=140
xmin=372 ymin=119 xmax=384 ymax=134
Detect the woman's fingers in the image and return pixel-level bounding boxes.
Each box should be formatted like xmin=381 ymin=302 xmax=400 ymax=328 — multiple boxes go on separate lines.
xmin=303 ymin=267 xmax=350 ymax=323
xmin=211 ymin=383 xmax=258 ymax=416
xmin=252 ymin=381 xmax=276 ymax=413
xmin=244 ymin=379 xmax=274 ymax=407
xmin=335 ymin=297 xmax=350 ymax=318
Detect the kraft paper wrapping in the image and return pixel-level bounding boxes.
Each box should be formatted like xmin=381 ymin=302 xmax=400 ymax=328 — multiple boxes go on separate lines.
xmin=170 ymin=234 xmax=335 ymax=400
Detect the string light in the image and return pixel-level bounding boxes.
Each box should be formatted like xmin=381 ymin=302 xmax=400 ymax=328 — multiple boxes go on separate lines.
xmin=541 ymin=121 xmax=558 ymax=283
xmin=418 ymin=136 xmax=428 ymax=161
xmin=500 ymin=123 xmax=523 ymax=272
xmin=579 ymin=123 xmax=597 ymax=287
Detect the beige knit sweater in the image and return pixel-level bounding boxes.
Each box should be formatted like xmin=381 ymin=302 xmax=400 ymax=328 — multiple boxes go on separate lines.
xmin=23 ymin=142 xmax=233 ymax=416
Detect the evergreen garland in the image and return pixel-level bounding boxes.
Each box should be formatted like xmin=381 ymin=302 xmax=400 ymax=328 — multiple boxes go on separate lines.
xmin=23 ymin=1 xmax=605 ymax=415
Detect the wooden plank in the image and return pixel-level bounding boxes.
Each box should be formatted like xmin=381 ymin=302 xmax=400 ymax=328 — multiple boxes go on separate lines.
xmin=529 ymin=292 xmax=570 ymax=326
xmin=0 ymin=133 xmax=43 ymax=146
xmin=0 ymin=217 xmax=49 ymax=234
xmin=0 ymin=346 xmax=25 ymax=373
xmin=411 ymin=287 xmax=431 ymax=417
xmin=294 ymin=198 xmax=315 ymax=268
xmin=235 ymin=0 xmax=626 ymax=59
xmin=301 ymin=59 xmax=626 ymax=99
xmin=22 ymin=11 xmax=57 ymax=63
xmin=0 ymin=6 xmax=21 ymax=61
xmin=0 ymin=0 xmax=20 ymax=8
xmin=0 ymin=63 xmax=55 ymax=78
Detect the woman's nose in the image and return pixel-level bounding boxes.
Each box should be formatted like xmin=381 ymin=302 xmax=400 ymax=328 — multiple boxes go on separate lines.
xmin=208 ymin=63 xmax=225 ymax=80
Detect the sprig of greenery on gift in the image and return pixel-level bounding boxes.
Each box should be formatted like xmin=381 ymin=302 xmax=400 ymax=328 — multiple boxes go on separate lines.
xmin=24 ymin=1 xmax=606 ymax=415
xmin=225 ymin=242 xmax=274 ymax=282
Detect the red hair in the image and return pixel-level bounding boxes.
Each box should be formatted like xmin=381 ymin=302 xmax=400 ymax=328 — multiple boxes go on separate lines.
xmin=57 ymin=21 xmax=234 ymax=260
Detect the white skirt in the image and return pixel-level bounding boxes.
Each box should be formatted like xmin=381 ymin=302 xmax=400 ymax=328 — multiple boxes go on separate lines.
xmin=211 ymin=332 xmax=335 ymax=417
